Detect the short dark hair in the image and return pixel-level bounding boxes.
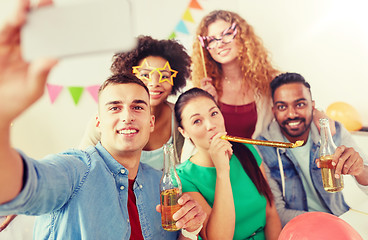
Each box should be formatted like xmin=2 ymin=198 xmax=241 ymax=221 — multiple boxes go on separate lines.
xmin=98 ymin=73 xmax=149 ymax=98
xmin=111 ymin=35 xmax=191 ymax=95
xmin=270 ymin=72 xmax=311 ymax=100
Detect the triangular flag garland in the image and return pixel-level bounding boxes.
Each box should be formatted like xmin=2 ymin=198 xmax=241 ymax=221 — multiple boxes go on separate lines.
xmin=86 ymin=85 xmax=100 ymax=103
xmin=68 ymin=87 xmax=84 ymax=105
xmin=168 ymin=32 xmax=177 ymax=40
xmin=189 ymin=0 xmax=202 ymax=9
xmin=175 ymin=20 xmax=190 ymax=34
xmin=182 ymin=8 xmax=195 ymax=23
xmin=47 ymin=0 xmax=206 ymax=106
xmin=46 ymin=84 xmax=101 ymax=105
xmin=169 ymin=0 xmax=204 ymax=38
xmin=46 ymin=83 xmax=63 ymax=104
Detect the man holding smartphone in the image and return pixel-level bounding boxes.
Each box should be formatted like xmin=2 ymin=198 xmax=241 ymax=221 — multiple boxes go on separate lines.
xmin=0 ymin=0 xmax=205 ymax=239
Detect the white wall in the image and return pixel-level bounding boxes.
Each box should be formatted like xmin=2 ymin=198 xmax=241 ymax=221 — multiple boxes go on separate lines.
xmin=0 ymin=0 xmax=367 ymax=158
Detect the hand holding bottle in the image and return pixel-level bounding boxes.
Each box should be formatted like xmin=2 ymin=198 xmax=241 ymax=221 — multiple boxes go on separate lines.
xmin=317 ymin=118 xmax=344 ymax=192
xmin=156 ymin=193 xmax=206 ymax=232
xmin=317 ymin=145 xmax=364 ymax=178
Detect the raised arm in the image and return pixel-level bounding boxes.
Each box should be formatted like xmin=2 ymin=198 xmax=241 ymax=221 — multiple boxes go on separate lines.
xmin=0 ymin=0 xmax=57 ymax=204
xmin=189 ymin=133 xmax=235 ymax=240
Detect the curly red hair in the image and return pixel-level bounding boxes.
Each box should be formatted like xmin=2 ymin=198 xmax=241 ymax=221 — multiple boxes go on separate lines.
xmin=192 ymin=10 xmax=279 ymax=99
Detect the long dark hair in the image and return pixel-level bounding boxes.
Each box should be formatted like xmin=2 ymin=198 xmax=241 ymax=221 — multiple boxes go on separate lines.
xmin=175 ymin=88 xmax=273 ymax=204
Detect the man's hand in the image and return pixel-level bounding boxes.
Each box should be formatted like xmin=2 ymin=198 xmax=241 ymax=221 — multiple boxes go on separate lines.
xmin=156 ymin=193 xmax=206 ymax=233
xmin=0 ymin=0 xmax=57 ymax=125
xmin=316 ymin=145 xmax=364 ymax=178
xmin=332 ymin=146 xmax=364 ymax=178
xmin=0 ymin=0 xmax=57 ymax=204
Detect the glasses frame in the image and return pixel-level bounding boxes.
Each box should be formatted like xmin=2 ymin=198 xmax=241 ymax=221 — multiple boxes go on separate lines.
xmin=132 ymin=59 xmax=178 ymax=86
xmin=198 ymin=23 xmax=238 ymax=50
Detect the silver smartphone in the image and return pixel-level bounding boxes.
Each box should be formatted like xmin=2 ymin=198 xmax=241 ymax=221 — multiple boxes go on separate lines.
xmin=21 ymin=0 xmax=136 ymax=61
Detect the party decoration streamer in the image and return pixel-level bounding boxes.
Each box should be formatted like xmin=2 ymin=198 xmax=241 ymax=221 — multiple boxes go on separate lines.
xmin=168 ymin=0 xmax=204 ymax=39
xmin=175 ymin=20 xmax=190 ymax=34
xmin=68 ymin=87 xmax=84 ymax=105
xmin=182 ymin=8 xmax=195 ymax=23
xmin=189 ymin=0 xmax=202 ymax=9
xmin=46 ymin=83 xmax=63 ymax=104
xmin=86 ymin=85 xmax=100 ymax=103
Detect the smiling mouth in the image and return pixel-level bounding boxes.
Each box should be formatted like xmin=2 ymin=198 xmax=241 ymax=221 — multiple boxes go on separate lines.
xmin=218 ymin=49 xmax=230 ymax=56
xmin=149 ymin=91 xmax=162 ymax=96
xmin=118 ymin=129 xmax=138 ymax=134
xmin=287 ymin=121 xmax=301 ymax=127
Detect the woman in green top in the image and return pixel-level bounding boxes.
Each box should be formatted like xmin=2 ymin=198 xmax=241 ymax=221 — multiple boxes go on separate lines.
xmin=174 ymin=88 xmax=281 ymax=240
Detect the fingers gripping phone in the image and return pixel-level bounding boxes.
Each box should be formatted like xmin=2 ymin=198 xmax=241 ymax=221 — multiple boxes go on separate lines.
xmin=21 ymin=0 xmax=136 ymax=61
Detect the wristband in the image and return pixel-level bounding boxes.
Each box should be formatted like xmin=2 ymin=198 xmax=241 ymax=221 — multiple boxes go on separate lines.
xmin=181 ymin=224 xmax=203 ymax=240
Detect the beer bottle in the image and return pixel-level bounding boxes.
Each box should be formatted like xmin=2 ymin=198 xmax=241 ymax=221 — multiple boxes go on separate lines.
xmin=319 ymin=118 xmax=344 ymax=192
xmin=160 ymin=143 xmax=182 ymax=231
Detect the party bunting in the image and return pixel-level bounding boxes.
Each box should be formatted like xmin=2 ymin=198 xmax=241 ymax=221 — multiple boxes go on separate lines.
xmin=46 ymin=83 xmax=63 ymax=104
xmin=168 ymin=32 xmax=177 ymax=39
xmin=182 ymin=8 xmax=194 ymax=23
xmin=46 ymin=84 xmax=102 ymax=105
xmin=175 ymin=20 xmax=189 ymax=34
xmin=68 ymin=86 xmax=84 ymax=105
xmin=169 ymin=0 xmax=204 ymax=39
xmin=86 ymin=85 xmax=100 ymax=103
xmin=189 ymin=0 xmax=202 ymax=9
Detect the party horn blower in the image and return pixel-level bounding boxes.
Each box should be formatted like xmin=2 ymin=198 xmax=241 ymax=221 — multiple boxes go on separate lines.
xmin=221 ymin=135 xmax=304 ymax=148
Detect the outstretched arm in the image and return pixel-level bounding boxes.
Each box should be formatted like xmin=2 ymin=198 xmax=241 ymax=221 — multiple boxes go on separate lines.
xmin=0 ymin=0 xmax=57 ymax=204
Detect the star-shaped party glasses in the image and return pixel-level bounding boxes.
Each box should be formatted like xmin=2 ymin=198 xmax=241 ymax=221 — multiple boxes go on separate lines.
xmin=132 ymin=59 xmax=178 ymax=86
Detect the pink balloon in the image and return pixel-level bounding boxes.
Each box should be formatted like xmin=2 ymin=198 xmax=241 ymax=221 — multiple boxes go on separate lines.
xmin=279 ymin=212 xmax=363 ymax=240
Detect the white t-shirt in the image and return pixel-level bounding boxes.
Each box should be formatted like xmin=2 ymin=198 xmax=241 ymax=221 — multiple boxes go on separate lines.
xmin=288 ymin=133 xmax=329 ymax=212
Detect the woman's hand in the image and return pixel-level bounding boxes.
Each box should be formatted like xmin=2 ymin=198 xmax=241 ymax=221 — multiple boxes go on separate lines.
xmin=313 ymin=107 xmax=336 ymax=136
xmin=208 ymin=132 xmax=233 ymax=172
xmin=200 ymin=77 xmax=218 ymax=102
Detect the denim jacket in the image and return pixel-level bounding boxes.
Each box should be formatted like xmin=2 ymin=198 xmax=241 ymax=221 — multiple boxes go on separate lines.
xmin=257 ymin=120 xmax=368 ymax=226
xmin=0 ymin=142 xmax=179 ymax=239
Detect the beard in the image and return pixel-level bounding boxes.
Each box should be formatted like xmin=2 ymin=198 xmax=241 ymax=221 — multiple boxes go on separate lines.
xmin=279 ymin=117 xmax=313 ymax=138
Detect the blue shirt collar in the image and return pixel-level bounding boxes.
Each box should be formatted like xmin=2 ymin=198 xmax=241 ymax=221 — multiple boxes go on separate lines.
xmin=95 ymin=142 xmax=128 ymax=176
